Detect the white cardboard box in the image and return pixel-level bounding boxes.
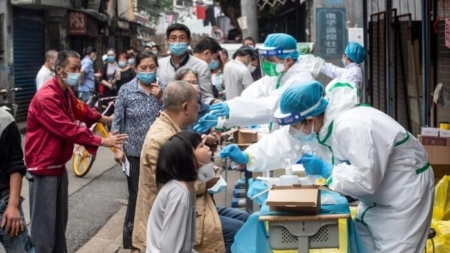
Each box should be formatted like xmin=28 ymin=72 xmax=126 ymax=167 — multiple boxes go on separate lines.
xmin=440 ymin=129 xmax=450 ymax=138
xmin=421 ymin=127 xmax=440 ymax=137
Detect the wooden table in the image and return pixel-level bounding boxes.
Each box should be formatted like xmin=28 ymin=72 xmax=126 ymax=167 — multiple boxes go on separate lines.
xmin=259 ymin=213 xmax=350 ymax=253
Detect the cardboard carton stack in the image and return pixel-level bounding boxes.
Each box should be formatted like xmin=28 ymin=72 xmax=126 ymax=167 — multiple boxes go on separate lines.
xmin=418 ymin=126 xmax=450 ymax=183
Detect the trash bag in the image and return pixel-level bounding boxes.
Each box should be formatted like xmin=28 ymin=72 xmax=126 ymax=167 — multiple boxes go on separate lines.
xmin=424 ymin=219 xmax=450 ymax=253
xmin=423 ymin=176 xmax=450 ymax=253
xmin=433 ymin=176 xmax=450 ymax=221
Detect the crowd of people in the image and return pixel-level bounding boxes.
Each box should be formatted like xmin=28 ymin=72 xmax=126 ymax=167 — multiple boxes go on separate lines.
xmin=0 ymin=20 xmax=435 ymax=253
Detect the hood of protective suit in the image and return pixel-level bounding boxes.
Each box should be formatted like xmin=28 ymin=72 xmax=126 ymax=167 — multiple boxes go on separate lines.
xmin=280 ymin=55 xmax=322 ymax=83
xmin=318 ymin=79 xmax=360 ymax=141
xmin=295 ymin=54 xmax=325 ymax=77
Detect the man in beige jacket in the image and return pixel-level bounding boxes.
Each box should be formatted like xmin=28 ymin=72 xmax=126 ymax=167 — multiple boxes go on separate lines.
xmin=132 ymin=81 xmax=227 ymax=253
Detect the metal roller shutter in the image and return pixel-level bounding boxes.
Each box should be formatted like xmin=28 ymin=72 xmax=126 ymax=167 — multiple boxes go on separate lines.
xmin=13 ymin=8 xmax=44 ymax=122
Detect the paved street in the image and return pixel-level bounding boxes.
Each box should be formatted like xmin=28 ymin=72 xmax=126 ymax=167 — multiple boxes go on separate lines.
xmin=1 ymin=135 xmax=245 ymax=253
xmin=0 ymin=135 xmax=128 ymax=253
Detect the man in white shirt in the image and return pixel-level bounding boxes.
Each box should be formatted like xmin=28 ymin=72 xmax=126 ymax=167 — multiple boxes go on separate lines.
xmin=35 ymin=50 xmax=57 ymax=90
xmin=157 ymin=24 xmax=218 ymax=104
xmin=224 ymin=46 xmax=256 ymax=100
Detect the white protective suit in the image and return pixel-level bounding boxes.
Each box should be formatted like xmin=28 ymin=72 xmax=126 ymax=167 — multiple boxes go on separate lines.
xmin=244 ymin=126 xmax=310 ymax=172
xmin=222 ymin=55 xmax=322 ymax=129
xmin=318 ymin=80 xmax=434 ymax=253
xmin=321 ymin=62 xmax=363 ymax=89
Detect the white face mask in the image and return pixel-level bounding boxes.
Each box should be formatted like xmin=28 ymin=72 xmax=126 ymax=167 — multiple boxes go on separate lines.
xmin=289 ymin=123 xmax=316 ymax=143
xmin=276 ymin=62 xmax=285 ymax=73
xmin=197 ymin=161 xmax=215 ymax=182
xmin=248 ymin=65 xmax=257 ymax=73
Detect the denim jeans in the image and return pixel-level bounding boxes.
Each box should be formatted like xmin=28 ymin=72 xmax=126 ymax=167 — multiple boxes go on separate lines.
xmin=0 ymin=194 xmax=35 ymax=253
xmin=78 ymin=91 xmax=90 ymax=103
xmin=216 ymin=206 xmax=249 ymax=253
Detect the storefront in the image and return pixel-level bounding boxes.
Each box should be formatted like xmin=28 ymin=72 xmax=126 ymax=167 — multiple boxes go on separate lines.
xmin=67 ymin=10 xmax=102 ymax=56
xmin=13 ymin=7 xmax=45 ymax=122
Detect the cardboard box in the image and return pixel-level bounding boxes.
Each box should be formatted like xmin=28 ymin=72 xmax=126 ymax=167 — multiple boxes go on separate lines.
xmin=432 ymin=165 xmax=450 ymax=182
xmin=266 ymin=185 xmax=321 ymax=214
xmin=222 ymin=128 xmax=258 ymax=149
xmin=421 ymin=127 xmax=439 ymax=137
xmin=440 ymin=129 xmax=450 ymax=138
xmin=419 ymin=137 xmax=450 ymax=184
xmin=424 ymin=146 xmax=450 ymax=165
xmin=418 ymin=135 xmax=449 ymax=146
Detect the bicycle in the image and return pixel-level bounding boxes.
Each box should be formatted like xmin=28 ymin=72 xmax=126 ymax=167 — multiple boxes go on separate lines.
xmin=72 ymin=92 xmax=116 ymax=177
xmin=0 ymin=87 xmax=22 ymax=118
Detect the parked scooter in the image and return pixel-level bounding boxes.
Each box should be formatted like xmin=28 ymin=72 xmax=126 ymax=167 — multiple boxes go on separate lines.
xmin=0 ymin=86 xmax=22 ymax=118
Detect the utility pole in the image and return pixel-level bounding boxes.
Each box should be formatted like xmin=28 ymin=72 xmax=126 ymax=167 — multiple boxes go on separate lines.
xmin=240 ymin=0 xmax=259 ymax=41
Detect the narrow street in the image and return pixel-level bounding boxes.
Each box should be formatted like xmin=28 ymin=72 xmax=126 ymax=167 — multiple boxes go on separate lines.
xmin=0 ymin=136 xmax=128 ymax=253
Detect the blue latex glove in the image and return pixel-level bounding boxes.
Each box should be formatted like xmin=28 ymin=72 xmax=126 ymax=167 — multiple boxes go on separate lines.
xmin=193 ymin=113 xmax=218 ymax=134
xmin=220 ymin=144 xmax=249 ymax=164
xmin=209 ymin=102 xmax=230 ymax=117
xmin=300 ymin=153 xmax=333 ymax=178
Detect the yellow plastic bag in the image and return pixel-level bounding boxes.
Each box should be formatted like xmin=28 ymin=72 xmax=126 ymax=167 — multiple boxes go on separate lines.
xmin=424 ymin=219 xmax=450 ymax=253
xmin=272 ymin=219 xmax=348 ymax=253
xmin=422 ymin=176 xmax=450 ymax=253
xmin=433 ymin=176 xmax=450 ymax=221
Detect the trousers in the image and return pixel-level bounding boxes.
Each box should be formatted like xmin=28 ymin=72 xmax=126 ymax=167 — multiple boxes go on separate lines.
xmin=29 ymin=170 xmax=68 ymax=253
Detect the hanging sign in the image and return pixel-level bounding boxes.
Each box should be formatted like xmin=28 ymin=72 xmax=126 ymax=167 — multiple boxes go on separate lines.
xmin=445 ymin=18 xmax=450 ymax=48
xmin=316 ymin=8 xmax=346 ymax=59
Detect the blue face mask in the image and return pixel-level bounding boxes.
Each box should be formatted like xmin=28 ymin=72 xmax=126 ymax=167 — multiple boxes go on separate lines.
xmin=169 ymin=42 xmax=188 ymax=56
xmin=137 ymin=71 xmax=156 ymax=85
xmin=107 ymin=56 xmax=115 ymax=63
xmin=128 ymin=59 xmax=135 ymax=65
xmin=209 ymin=59 xmax=219 ymax=70
xmin=118 ymin=61 xmax=127 ymax=67
xmin=62 ymin=69 xmax=81 ymax=87
xmin=291 ymin=123 xmax=316 ymax=143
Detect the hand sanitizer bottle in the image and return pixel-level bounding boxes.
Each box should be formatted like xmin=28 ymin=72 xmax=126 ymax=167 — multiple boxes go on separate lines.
xmin=280 ymin=159 xmax=299 ymax=186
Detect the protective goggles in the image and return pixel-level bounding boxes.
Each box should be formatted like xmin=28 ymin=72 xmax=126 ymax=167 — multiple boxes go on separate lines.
xmin=274 ymin=99 xmax=322 ymax=126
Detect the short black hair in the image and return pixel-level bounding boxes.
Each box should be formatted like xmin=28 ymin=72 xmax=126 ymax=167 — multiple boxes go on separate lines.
xmin=85 ymin=46 xmax=96 ymax=56
xmin=156 ymin=131 xmax=202 ymax=185
xmin=233 ymin=45 xmax=257 ymax=60
xmin=243 ymin=37 xmax=256 ymax=45
xmin=166 ymin=23 xmax=191 ymax=39
xmin=193 ymin=37 xmax=222 ymax=54
xmin=127 ymin=47 xmax=135 ymax=51
xmin=135 ymin=51 xmax=159 ymax=68
xmin=127 ymin=53 xmax=135 ymax=59
xmin=221 ymin=48 xmax=228 ymax=57
xmin=55 ymin=50 xmax=80 ymax=68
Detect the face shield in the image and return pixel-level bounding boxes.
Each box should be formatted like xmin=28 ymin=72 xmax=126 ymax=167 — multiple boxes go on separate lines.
xmin=273 ymin=99 xmax=323 ymax=126
xmin=258 ymin=47 xmax=297 ymax=77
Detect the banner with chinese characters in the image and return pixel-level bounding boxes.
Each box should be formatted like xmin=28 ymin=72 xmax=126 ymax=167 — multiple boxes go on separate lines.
xmin=316 ymin=8 xmax=346 ymax=59
xmin=446 ymin=18 xmax=450 ymax=49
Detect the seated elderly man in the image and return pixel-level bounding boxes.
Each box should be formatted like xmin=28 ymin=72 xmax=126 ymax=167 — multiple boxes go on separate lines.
xmin=133 ymin=81 xmax=248 ymax=253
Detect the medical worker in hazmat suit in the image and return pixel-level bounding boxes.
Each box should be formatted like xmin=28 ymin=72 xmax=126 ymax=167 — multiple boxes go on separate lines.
xmin=319 ymin=42 xmax=365 ymax=89
xmin=273 ymin=80 xmax=434 ymax=253
xmin=193 ymin=33 xmax=324 ymax=133
xmin=217 ymin=78 xmax=330 ymax=172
